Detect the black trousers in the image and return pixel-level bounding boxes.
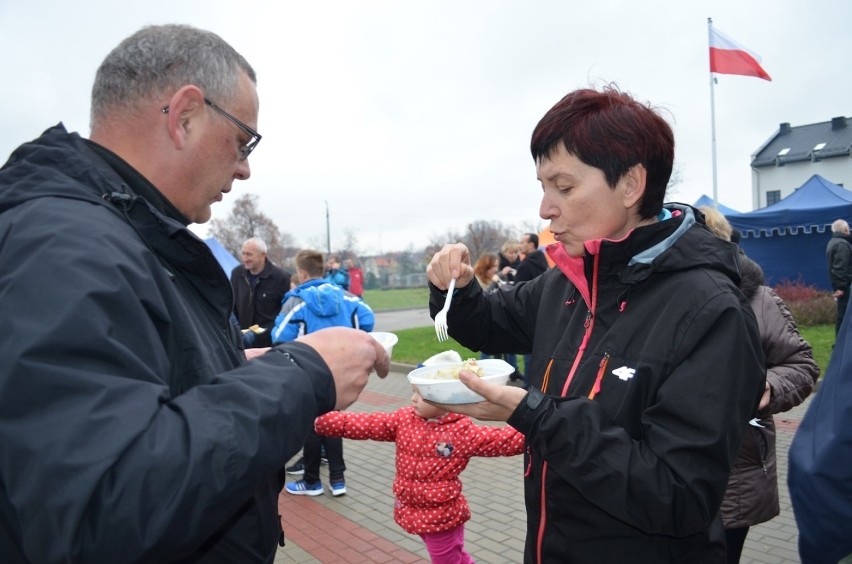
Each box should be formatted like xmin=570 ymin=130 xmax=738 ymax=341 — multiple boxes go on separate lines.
xmin=724 ymin=526 xmax=749 ymax=563
xmin=303 ymin=429 xmax=345 ymax=483
xmin=837 ymin=287 xmax=851 ymax=336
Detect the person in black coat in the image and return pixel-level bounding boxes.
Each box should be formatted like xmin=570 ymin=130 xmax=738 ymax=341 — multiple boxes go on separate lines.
xmin=231 ymin=237 xmax=291 ymax=348
xmin=426 ymin=86 xmax=764 ymax=563
xmin=826 ymin=218 xmax=852 ymax=336
xmin=0 ymin=24 xmax=388 ymax=563
xmin=515 ymin=232 xmax=549 ymax=282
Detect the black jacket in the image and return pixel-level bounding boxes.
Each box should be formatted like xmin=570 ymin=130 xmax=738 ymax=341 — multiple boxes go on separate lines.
xmin=0 ymin=124 xmax=336 ymax=563
xmin=430 ymin=205 xmax=765 ymax=563
xmin=231 ymin=261 xmax=291 ymax=348
xmin=826 ymin=232 xmax=852 ymax=291
xmin=514 ymin=248 xmax=548 ymax=282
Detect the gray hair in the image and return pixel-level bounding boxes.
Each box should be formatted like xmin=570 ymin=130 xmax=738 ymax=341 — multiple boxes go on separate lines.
xmin=90 ymin=24 xmax=256 ymax=127
xmin=244 ymin=237 xmax=268 ymax=254
xmin=832 ymin=219 xmax=850 ymax=234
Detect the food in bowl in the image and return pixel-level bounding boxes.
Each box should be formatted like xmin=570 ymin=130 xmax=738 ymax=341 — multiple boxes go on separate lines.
xmin=407 ymin=358 xmax=513 ymax=404
xmin=421 ymin=358 xmax=484 ymax=380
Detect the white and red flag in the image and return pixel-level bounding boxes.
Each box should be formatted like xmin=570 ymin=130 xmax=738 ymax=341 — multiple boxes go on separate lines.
xmin=709 ymin=27 xmax=771 ymax=81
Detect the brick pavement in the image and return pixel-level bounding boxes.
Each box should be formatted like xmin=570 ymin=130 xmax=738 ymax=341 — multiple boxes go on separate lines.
xmin=274 ymin=363 xmax=811 ymax=563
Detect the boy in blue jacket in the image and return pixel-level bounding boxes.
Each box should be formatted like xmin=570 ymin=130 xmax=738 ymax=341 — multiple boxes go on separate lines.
xmin=272 ymin=249 xmax=374 ymax=495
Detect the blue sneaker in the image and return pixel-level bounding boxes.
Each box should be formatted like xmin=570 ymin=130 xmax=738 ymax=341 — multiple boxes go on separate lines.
xmin=329 ymin=480 xmax=347 ymax=497
xmin=285 ymin=480 xmax=323 ymax=496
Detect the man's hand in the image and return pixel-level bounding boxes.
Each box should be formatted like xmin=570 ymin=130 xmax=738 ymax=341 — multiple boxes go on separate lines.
xmin=298 ymin=327 xmax=389 ymax=410
xmin=426 ymin=243 xmax=476 ymax=290
xmin=428 ymin=370 xmax=527 ymax=421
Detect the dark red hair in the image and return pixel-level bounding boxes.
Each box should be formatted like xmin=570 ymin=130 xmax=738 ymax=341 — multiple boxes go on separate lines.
xmin=530 ymin=85 xmax=674 ymax=219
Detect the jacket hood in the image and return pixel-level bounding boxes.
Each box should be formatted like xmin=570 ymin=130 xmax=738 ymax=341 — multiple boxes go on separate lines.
xmin=547 ymin=204 xmax=742 ymax=307
xmin=0 ymin=124 xmax=126 ymax=213
xmin=1 ymin=123 xmax=232 ymax=320
xmin=737 ymin=252 xmax=765 ymax=302
xmin=290 ymin=278 xmax=347 ymax=318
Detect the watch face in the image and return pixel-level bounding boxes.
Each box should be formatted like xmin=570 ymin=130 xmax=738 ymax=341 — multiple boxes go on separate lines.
xmin=526 ymin=388 xmax=545 ymax=409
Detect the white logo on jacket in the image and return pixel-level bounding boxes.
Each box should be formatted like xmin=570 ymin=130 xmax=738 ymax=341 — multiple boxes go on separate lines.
xmin=612 ymin=366 xmax=636 ymax=381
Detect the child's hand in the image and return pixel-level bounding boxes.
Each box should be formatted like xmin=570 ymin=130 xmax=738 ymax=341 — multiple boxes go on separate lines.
xmin=427 ymin=370 xmax=527 ymax=421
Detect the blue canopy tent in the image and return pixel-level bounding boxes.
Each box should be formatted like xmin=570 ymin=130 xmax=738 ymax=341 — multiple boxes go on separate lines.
xmin=693 ymin=194 xmax=740 ymax=216
xmin=203 ymin=237 xmax=240 ymax=276
xmin=725 ymin=175 xmax=852 ymax=290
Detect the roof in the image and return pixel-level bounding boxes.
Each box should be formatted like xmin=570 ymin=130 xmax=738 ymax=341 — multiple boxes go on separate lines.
xmin=726 ymin=174 xmax=852 ymax=236
xmin=751 ymin=116 xmax=852 ymax=168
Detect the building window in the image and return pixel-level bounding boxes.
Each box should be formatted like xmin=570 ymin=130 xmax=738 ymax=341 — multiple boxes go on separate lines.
xmin=766 ymin=190 xmax=781 ymax=206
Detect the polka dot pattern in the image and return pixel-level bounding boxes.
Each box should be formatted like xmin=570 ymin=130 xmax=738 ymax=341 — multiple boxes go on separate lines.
xmin=315 ymin=407 xmax=525 ymax=534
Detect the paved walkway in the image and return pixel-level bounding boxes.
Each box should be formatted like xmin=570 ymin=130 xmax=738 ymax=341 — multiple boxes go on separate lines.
xmin=273 ymin=361 xmax=811 ymax=563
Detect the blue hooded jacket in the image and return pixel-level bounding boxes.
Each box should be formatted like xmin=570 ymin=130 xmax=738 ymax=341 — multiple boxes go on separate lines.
xmin=271 ymin=278 xmax=374 ymax=343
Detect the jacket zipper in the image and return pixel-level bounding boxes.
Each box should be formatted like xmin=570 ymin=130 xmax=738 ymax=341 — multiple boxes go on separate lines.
xmin=588 ymin=352 xmax=610 ymax=400
xmin=536 ymin=253 xmax=600 ymax=563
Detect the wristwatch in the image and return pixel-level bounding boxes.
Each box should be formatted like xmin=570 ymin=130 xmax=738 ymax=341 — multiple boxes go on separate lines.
xmin=525 ymin=387 xmax=545 ymax=410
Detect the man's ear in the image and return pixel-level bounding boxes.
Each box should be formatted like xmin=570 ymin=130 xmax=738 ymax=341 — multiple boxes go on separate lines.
xmin=621 ymin=164 xmax=647 ymax=210
xmin=163 ymin=85 xmax=205 ymax=150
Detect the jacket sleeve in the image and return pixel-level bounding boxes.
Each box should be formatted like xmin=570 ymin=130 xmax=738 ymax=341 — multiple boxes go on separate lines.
xmin=0 ymin=208 xmax=336 ymax=563
xmin=271 ymin=296 xmax=303 ymax=343
xmin=789 ymin=319 xmax=852 ymax=563
xmin=753 ymin=287 xmax=819 ymax=416
xmin=466 ymin=424 xmax=526 ymax=457
xmin=352 ymin=298 xmax=375 ymax=332
xmin=315 ymin=410 xmax=399 ymax=442
xmin=508 ymin=292 xmax=765 ymax=538
xmin=429 ymin=269 xmax=547 ymax=355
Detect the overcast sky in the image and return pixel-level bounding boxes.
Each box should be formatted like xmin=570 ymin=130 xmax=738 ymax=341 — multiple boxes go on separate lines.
xmin=2 ymin=1 xmax=850 ymax=254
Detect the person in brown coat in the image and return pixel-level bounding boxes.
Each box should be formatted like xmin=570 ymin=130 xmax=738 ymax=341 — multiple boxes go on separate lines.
xmin=701 ymin=206 xmax=820 ymax=562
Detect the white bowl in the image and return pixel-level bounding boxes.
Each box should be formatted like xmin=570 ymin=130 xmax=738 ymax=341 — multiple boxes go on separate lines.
xmin=369 ymin=331 xmax=399 ymax=358
xmin=407 ymin=358 xmax=513 ymax=404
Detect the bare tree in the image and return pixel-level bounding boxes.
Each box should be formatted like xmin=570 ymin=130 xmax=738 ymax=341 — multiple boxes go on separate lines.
xmin=518 ymin=220 xmax=545 ymax=239
xmin=423 ymin=221 xmax=518 ymax=264
xmin=336 ymin=228 xmax=360 ymax=261
xmin=665 ymin=162 xmax=683 ymax=200
xmin=461 ymin=220 xmax=516 ymax=262
xmin=207 ymin=194 xmax=294 ymax=266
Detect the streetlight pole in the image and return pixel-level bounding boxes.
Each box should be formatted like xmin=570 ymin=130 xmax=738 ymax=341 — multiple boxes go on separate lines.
xmin=325 ymin=200 xmax=331 ymax=255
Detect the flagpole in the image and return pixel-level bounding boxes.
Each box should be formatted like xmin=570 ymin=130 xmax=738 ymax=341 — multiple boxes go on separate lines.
xmin=708 ymin=17 xmax=719 ymax=210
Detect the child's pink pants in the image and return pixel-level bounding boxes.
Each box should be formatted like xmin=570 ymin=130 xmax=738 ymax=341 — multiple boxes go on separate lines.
xmin=419 ymin=524 xmax=474 ymax=564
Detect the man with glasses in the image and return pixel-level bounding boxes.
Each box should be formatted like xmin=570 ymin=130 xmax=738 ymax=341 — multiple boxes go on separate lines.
xmin=0 ymin=24 xmax=389 ymax=563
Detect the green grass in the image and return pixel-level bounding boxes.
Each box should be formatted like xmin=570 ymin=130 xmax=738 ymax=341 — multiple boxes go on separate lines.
xmin=389 ymin=326 xmax=530 ymax=374
xmin=389 ymin=326 xmax=477 ymax=365
xmin=800 ymin=324 xmax=834 ymax=375
xmin=362 ymin=287 xmax=428 ymax=312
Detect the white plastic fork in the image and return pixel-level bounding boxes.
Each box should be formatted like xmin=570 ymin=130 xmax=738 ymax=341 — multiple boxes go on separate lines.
xmin=434 ymin=277 xmax=456 ymax=342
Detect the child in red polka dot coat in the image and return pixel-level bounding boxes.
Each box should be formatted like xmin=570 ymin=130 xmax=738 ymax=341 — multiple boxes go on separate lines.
xmin=315 ymin=386 xmax=525 ymax=563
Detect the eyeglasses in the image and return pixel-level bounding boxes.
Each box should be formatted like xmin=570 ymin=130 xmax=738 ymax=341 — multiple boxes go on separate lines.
xmin=161 ymin=98 xmax=261 ymax=160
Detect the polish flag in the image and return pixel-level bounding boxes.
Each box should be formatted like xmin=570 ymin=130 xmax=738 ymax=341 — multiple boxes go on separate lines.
xmin=709 ymin=27 xmax=771 ymax=81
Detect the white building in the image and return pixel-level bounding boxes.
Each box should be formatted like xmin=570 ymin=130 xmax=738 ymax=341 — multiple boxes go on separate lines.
xmin=751 ymin=116 xmax=852 ymax=209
